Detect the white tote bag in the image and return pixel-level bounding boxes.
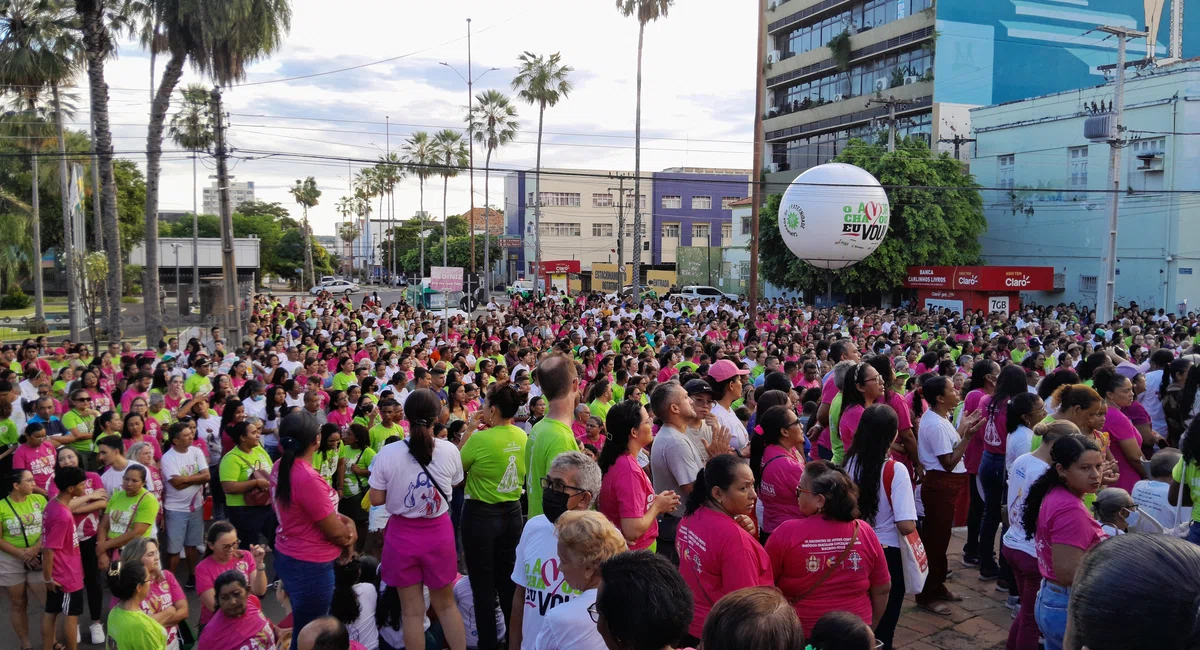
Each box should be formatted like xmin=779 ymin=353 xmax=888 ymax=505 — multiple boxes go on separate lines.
xmin=884 ymin=460 xmax=928 ymax=594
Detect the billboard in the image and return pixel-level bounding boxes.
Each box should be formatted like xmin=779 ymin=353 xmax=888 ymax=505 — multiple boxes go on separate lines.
xmin=592 ymin=263 xmax=632 ymax=293
xmin=903 ymin=266 xmax=1054 ymax=292
xmin=647 ymin=270 xmax=676 ymax=293
xmin=430 ymin=266 xmax=464 ymax=292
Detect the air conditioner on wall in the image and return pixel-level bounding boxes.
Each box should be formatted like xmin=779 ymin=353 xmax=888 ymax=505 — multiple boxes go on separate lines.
xmin=874 ymin=78 xmax=887 ymax=92
xmin=767 ymin=162 xmax=780 ymax=173
xmin=833 ymin=93 xmax=844 ymax=102
xmin=904 ymin=75 xmax=919 ymax=85
xmin=768 ymin=50 xmax=780 ymax=64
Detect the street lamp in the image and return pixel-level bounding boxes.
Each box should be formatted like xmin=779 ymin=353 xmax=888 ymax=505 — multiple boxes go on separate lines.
xmin=169 ymin=242 xmax=183 ymax=317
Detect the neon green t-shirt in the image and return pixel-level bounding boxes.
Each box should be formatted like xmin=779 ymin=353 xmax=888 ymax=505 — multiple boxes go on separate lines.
xmin=589 ymin=399 xmax=612 ymax=422
xmin=368 ymin=422 xmax=404 ymax=452
xmin=1173 ymin=458 xmax=1200 ymax=524
xmin=313 ymin=447 xmax=342 ymax=487
xmin=0 ymin=418 xmax=18 ymax=446
xmin=339 ymin=444 xmax=376 ymax=497
xmin=331 ymin=372 xmax=356 ymax=392
xmin=184 ymin=373 xmax=211 ymax=396
xmin=106 ymin=488 xmax=159 ymax=540
xmin=526 ymin=418 xmax=581 ymax=519
xmin=611 ymin=384 xmax=626 ymax=403
xmin=107 ymin=605 xmax=167 ymax=650
xmin=829 ymin=391 xmax=847 ymax=465
xmin=62 ymin=410 xmax=95 ymax=453
xmin=676 ymin=361 xmax=699 ymax=372
xmin=461 ymin=424 xmax=528 ymax=504
xmin=218 ymin=446 xmax=272 ymax=507
xmin=0 ymin=494 xmax=45 ymax=548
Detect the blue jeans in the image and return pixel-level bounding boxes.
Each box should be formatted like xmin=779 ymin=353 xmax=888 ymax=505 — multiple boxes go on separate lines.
xmin=275 ymin=550 xmax=334 ymax=650
xmin=1188 ymin=521 xmax=1200 ymax=545
xmin=978 ymin=450 xmax=1006 ymax=572
xmin=1035 ymin=580 xmax=1070 ymax=650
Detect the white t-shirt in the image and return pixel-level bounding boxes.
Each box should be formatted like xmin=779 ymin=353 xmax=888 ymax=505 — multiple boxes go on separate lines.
xmin=242 ymin=397 xmax=267 ymax=422
xmin=348 ymin=583 xmax=379 ymax=650
xmin=711 ymin=403 xmax=748 ymax=451
xmin=1140 ymin=370 xmax=1167 ymax=434
xmin=917 ymin=410 xmax=966 ymax=473
xmin=101 ymin=463 xmax=133 ymax=496
xmin=845 ymin=458 xmax=917 ymax=548
xmin=532 ymin=588 xmax=604 ymax=650
xmin=160 ymin=447 xmax=208 ymax=512
xmin=1006 ymin=425 xmax=1035 ymax=474
xmin=1132 ymin=479 xmax=1178 ymax=530
xmin=195 ymin=414 xmax=223 ymax=465
xmin=454 ymin=575 xmax=505 ymax=649
xmin=279 ymin=359 xmax=302 ymax=376
xmin=511 ymin=515 xmax=580 ymax=648
xmin=368 ymin=438 xmax=463 ymax=519
xmin=1002 ymin=453 xmax=1050 ymax=557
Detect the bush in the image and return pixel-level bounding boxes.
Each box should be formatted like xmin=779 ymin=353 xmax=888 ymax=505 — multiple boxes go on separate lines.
xmin=120 ymin=296 xmax=140 ymax=304
xmin=123 ymin=264 xmax=143 ymax=296
xmin=0 ymin=286 xmax=32 ymax=309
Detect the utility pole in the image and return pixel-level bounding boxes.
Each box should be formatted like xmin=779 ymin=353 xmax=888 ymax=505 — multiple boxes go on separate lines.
xmin=467 ymin=18 xmax=477 ymax=274
xmin=608 ymin=172 xmax=633 ymax=285
xmin=867 ymin=95 xmax=910 ymax=153
xmin=210 ymin=87 xmax=241 ymax=345
xmin=937 ymin=134 xmax=977 ymax=162
xmin=1097 ymin=25 xmax=1146 ymax=324
xmin=749 ymin=0 xmax=768 ymax=318
xmin=387 ymin=115 xmax=395 ymax=284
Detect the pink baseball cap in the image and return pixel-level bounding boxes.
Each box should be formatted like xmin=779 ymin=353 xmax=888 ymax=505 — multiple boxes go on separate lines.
xmin=708 ymin=359 xmax=750 ymax=383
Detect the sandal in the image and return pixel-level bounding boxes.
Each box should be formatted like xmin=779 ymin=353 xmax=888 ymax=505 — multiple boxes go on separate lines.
xmin=919 ymin=602 xmax=952 ymax=616
xmin=942 ymin=590 xmax=965 ymax=602
xmin=52 ymin=643 xmax=67 ymax=650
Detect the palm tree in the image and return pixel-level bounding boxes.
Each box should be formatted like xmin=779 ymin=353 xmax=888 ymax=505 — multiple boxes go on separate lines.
xmin=373 ymin=153 xmax=404 ymax=281
xmin=468 ymin=89 xmax=518 ymax=300
xmin=0 ymin=184 xmax=32 ymax=294
xmin=0 ymin=0 xmax=82 ymax=331
xmin=336 ymin=220 xmax=360 ymax=279
xmin=353 ymin=167 xmax=380 ymax=280
xmin=167 ymin=84 xmax=213 ymax=311
xmin=616 ymin=0 xmax=672 ymax=294
xmin=334 ymin=195 xmax=354 ymax=275
xmin=512 ymin=51 xmax=572 ymax=299
xmin=288 ymin=177 xmax=320 ymax=289
xmin=400 ymin=131 xmax=435 ymax=279
xmin=134 ymin=0 xmax=291 ymax=346
xmin=430 ymin=129 xmax=468 ymax=268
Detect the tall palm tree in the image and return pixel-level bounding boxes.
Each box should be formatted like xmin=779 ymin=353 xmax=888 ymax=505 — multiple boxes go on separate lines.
xmin=288 ymin=177 xmax=320 ymax=289
xmin=167 ymin=84 xmax=213 ymax=311
xmin=373 ymin=153 xmax=404 ymax=281
xmin=400 ymin=131 xmax=435 ymax=279
xmin=134 ymin=0 xmax=291 ymax=346
xmin=468 ymin=89 xmax=518 ymax=300
xmin=334 ymin=195 xmax=354 ymax=275
xmin=0 ymin=0 xmax=82 ymax=331
xmin=354 ymin=167 xmax=380 ymax=279
xmin=430 ymin=129 xmax=468 ymax=268
xmin=0 ymin=182 xmax=32 ymax=294
xmin=616 ymin=0 xmax=672 ymax=294
xmin=512 ymin=51 xmax=572 ymax=299
xmin=336 ymin=220 xmax=360 ymax=278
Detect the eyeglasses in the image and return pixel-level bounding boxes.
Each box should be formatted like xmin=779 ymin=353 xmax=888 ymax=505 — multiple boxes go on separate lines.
xmin=541 ymin=476 xmax=587 ymax=496
xmin=786 ymin=419 xmax=802 ymax=429
xmin=587 ymin=602 xmax=600 ymax=624
xmin=796 ymin=486 xmax=815 ymax=497
xmin=73 ymin=397 xmax=91 ymax=402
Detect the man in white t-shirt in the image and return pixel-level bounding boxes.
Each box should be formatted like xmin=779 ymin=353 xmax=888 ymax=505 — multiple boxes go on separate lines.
xmin=279 ymin=347 xmax=303 ymax=376
xmin=510 ymin=452 xmax=600 ymax=650
xmin=1132 ymin=448 xmax=1181 ymax=530
xmin=160 ymin=423 xmax=211 ymax=583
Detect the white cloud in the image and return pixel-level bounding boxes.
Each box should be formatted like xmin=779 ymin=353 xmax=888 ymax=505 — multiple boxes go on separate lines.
xmin=89 ymin=0 xmax=756 ymax=235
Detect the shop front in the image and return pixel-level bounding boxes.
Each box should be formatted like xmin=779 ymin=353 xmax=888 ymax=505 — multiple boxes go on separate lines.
xmin=903 ymin=266 xmax=1054 ymax=314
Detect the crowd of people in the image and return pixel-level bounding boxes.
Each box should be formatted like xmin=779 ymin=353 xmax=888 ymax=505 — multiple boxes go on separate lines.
xmin=0 ymin=290 xmax=1199 ymax=650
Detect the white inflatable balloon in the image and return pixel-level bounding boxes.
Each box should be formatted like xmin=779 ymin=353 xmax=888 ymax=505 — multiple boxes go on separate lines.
xmin=778 ymin=163 xmax=890 ymax=270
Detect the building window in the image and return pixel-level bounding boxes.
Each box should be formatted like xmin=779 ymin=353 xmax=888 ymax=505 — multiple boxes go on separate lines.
xmin=592 ymin=223 xmax=614 ymax=237
xmin=662 ymin=195 xmax=682 ymax=210
xmin=662 ymin=223 xmax=680 ymax=238
xmin=692 ymin=223 xmax=711 ymax=243
xmin=1068 ymin=146 xmax=1088 ymax=190
xmin=1079 ymin=275 xmax=1098 ymax=292
xmin=624 ymin=194 xmax=646 ymax=209
xmin=721 ymin=197 xmax=740 ymax=210
xmin=643 ymin=240 xmax=650 ymax=251
xmin=1130 ymin=137 xmax=1166 ymax=157
xmin=535 ymin=192 xmax=581 ymax=207
xmin=998 ymin=155 xmax=1015 ymax=190
xmin=692 ymin=196 xmax=713 ymax=210
xmin=741 ymin=216 xmax=752 ymax=234
xmin=721 ymin=223 xmax=733 ymax=241
xmin=622 ymin=223 xmax=648 ymax=237
xmin=592 ymin=193 xmax=614 ymax=208
xmin=538 ymin=222 xmax=581 ymax=237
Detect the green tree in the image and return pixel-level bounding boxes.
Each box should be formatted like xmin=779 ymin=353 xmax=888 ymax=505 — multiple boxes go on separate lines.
xmin=288 ymin=176 xmax=320 ymax=288
xmin=168 ymin=83 xmax=214 ymax=309
xmin=400 ymin=131 xmax=434 ymax=277
xmin=337 ymin=220 xmax=360 ymax=277
xmin=430 ymin=129 xmax=468 ymax=268
xmin=235 ymin=200 xmax=290 ymax=220
xmin=759 ymin=137 xmax=987 ymax=296
xmin=113 ymin=159 xmax=148 ymax=255
xmin=616 ymin=0 xmax=671 ymax=293
xmin=469 ymin=89 xmax=518 ymax=298
xmin=511 ymin=51 xmax=572 ymax=298
xmin=0 ymin=189 xmax=31 ymax=293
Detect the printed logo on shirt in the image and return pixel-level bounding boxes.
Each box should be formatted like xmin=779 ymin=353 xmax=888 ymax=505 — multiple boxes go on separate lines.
xmin=403 ymin=472 xmax=442 ymax=516
xmin=521 ymin=557 xmax=583 ymax=616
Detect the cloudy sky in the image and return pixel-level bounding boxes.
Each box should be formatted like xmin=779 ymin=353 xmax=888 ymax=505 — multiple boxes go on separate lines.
xmin=88 ymin=0 xmax=758 ymax=236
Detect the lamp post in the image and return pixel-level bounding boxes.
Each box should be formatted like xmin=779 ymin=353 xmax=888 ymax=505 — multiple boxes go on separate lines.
xmin=169 ymin=242 xmax=183 ymax=318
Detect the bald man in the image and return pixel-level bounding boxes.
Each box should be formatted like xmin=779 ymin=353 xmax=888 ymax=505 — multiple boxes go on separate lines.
xmin=296 ymin=616 xmax=359 ymax=650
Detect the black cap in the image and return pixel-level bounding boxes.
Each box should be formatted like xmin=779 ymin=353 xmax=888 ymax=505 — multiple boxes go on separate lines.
xmin=684 ymin=378 xmax=715 ymax=396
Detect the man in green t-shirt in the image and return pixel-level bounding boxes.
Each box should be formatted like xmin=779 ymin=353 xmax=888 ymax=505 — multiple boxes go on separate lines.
xmin=184 ymin=357 xmax=213 ymax=396
xmin=368 ymin=399 xmax=405 ymax=451
xmin=526 ymin=356 xmax=582 ymax=518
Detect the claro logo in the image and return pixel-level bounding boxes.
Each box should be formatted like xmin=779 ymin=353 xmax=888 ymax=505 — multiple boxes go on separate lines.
xmin=957 ymin=274 xmax=979 ymax=286
xmin=1006 ymin=275 xmax=1032 ymax=287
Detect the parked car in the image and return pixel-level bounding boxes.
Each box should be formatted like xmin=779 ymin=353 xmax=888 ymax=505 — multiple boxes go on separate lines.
xmin=310 ymin=279 xmax=361 ymax=295
xmin=673 ymin=285 xmax=738 ymax=301
xmin=605 ymin=285 xmax=658 ymax=302
xmin=506 ymin=280 xmax=538 ymax=299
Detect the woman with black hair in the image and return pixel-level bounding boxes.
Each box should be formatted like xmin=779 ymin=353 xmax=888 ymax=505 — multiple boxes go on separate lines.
xmin=594 ymin=551 xmax=694 ymax=650
xmin=196 ymin=570 xmax=278 ymax=650
xmin=1093 ymin=367 xmax=1147 ymax=493
xmin=330 ymin=557 xmax=380 ymax=650
xmin=1078 ymin=351 xmax=1114 ymax=387
xmin=766 ymin=460 xmax=889 ymax=637
xmin=271 ymin=411 xmax=357 ymax=650
xmin=219 ymin=420 xmax=275 ymax=549
xmin=1160 ymin=358 xmax=1193 ymax=445
xmin=835 ymin=362 xmax=879 ymax=465
xmin=459 ymin=383 xmax=528 ymax=650
xmin=844 ymin=404 xmax=916 ymax=650
xmin=1037 ymin=369 xmax=1079 ymax=414
xmin=957 ymin=359 xmax=998 ymax=571
xmin=675 ymin=453 xmax=771 ymax=644
xmin=105 ymin=561 xmax=167 ymax=650
xmin=1021 ymin=433 xmax=1106 ymax=650
xmin=863 ymin=356 xmax=920 ymax=476
xmin=262 ymin=385 xmax=287 ymax=460
xmin=0 ymin=469 xmax=46 ymax=649
xmin=368 ymin=389 xmax=466 ymax=650
xmin=598 ymin=400 xmax=679 ymax=552
xmin=976 ymin=364 xmax=1030 ymax=580
xmin=750 ymin=403 xmax=805 ymax=544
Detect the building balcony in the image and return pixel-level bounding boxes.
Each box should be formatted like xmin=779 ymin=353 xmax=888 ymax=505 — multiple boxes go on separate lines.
xmin=764 ymin=79 xmax=932 ymax=142
xmin=764 ymin=12 xmax=933 ymax=89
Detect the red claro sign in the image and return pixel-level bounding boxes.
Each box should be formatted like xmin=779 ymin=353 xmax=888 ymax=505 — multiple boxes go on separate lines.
xmin=903 ymin=266 xmax=1053 ymax=292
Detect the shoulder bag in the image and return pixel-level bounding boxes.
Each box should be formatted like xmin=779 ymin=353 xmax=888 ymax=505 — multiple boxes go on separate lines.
xmin=883 ymin=460 xmax=929 ymax=594
xmin=4 ymin=497 xmax=42 ymax=570
xmin=233 ymin=452 xmax=271 ymax=507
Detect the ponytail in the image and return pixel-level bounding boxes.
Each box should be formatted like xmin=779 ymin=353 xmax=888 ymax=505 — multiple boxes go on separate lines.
xmin=276 ymin=411 xmax=320 ymax=507
xmin=107 ymin=561 xmax=148 ymax=602
xmin=403 ymin=389 xmax=442 ymax=467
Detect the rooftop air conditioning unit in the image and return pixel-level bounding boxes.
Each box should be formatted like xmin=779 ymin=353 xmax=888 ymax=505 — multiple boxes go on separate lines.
xmin=874 ymin=78 xmax=888 ymax=92
xmin=833 ymin=93 xmax=845 ymax=102
xmin=768 ymin=0 xmax=778 ymax=9
xmin=767 ymin=162 xmax=780 ymax=173
xmin=1084 ymin=113 xmax=1117 ymax=142
xmin=768 ymin=50 xmax=780 ymax=64
xmin=904 ymin=75 xmax=919 ymax=85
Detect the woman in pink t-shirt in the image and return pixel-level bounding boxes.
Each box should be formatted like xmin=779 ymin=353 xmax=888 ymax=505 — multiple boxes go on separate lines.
xmin=197 ymin=571 xmax=279 ymax=650
xmin=749 ymin=404 xmax=805 ymax=543
xmin=676 ymin=454 xmax=772 ymax=643
xmin=195 ymin=521 xmax=267 ymax=626
xmin=958 ymin=360 xmax=998 ymax=566
xmin=12 ymin=423 xmax=58 ymax=495
xmin=1020 ymin=433 xmax=1106 ymax=650
xmin=1093 ymin=368 xmax=1146 ymax=493
xmin=766 ymin=460 xmax=891 ymax=637
xmin=326 ymin=390 xmax=354 ymax=432
xmin=597 ymin=400 xmax=680 ymax=552
xmin=119 ymin=537 xmax=188 ymax=649
xmin=271 ymin=410 xmax=356 ymax=648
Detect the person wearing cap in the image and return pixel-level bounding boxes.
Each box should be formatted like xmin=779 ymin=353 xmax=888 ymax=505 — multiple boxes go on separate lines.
xmin=707 ymin=360 xmax=751 ymax=458
xmin=184 ymin=357 xmax=213 ymax=396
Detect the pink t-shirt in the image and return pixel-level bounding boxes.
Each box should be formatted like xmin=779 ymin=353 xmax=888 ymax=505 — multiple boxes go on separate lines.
xmin=820 ymin=373 xmax=838 ymax=405
xmin=676 ymin=506 xmax=774 ymax=638
xmin=196 ymin=596 xmax=276 ymax=650
xmin=839 ymin=404 xmax=865 ymax=452
xmin=42 ymin=499 xmax=83 ymax=592
xmin=961 ymin=389 xmax=988 ymax=474
xmin=979 ymin=395 xmax=1011 ymax=455
xmin=1104 ymin=406 xmax=1144 ymax=493
xmin=270 ymin=459 xmax=341 ymax=562
xmin=760 ymin=445 xmax=805 ymax=534
xmin=13 ymin=442 xmax=57 ymax=491
xmin=766 ymin=517 xmax=890 ymax=636
xmin=120 ymin=389 xmax=149 ymax=414
xmin=1035 ymin=486 xmax=1107 ymax=583
xmin=599 ymin=454 xmax=657 ymax=551
xmin=196 ymin=551 xmax=258 ymax=625
xmin=144 ymin=571 xmax=186 ymax=647
xmin=47 ymin=472 xmax=105 ymax=539
xmin=327 ymin=409 xmax=353 ymax=432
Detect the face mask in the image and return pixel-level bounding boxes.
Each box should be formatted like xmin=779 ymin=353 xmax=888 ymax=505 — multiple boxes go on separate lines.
xmin=542 ymin=488 xmax=573 ymax=524
xmin=1124 ymin=509 xmax=1141 ymax=528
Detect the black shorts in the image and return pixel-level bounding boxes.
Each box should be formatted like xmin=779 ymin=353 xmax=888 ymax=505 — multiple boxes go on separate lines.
xmin=45 ymin=587 xmax=84 ymax=616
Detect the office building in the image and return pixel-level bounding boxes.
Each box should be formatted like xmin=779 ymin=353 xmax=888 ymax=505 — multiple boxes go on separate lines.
xmin=202 ymin=180 xmax=256 ymax=215
xmin=650 ymin=170 xmax=750 ymax=264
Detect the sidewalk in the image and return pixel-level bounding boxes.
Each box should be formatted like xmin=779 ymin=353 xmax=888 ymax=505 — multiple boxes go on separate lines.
xmin=894 ymin=528 xmax=1013 ymax=650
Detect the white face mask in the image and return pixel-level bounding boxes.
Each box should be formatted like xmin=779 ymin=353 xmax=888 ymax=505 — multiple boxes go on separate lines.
xmin=1123 ymin=508 xmax=1141 ymax=529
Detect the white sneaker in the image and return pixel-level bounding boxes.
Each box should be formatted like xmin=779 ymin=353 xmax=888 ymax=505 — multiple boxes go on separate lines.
xmin=76 ymin=626 xmax=81 ymax=644
xmin=90 ymin=622 xmax=105 ymax=645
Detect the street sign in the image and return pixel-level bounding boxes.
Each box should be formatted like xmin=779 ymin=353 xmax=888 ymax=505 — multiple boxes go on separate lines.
xmin=497 ymin=237 xmax=522 ymax=248
xmin=430 ymin=266 xmax=464 ymax=292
